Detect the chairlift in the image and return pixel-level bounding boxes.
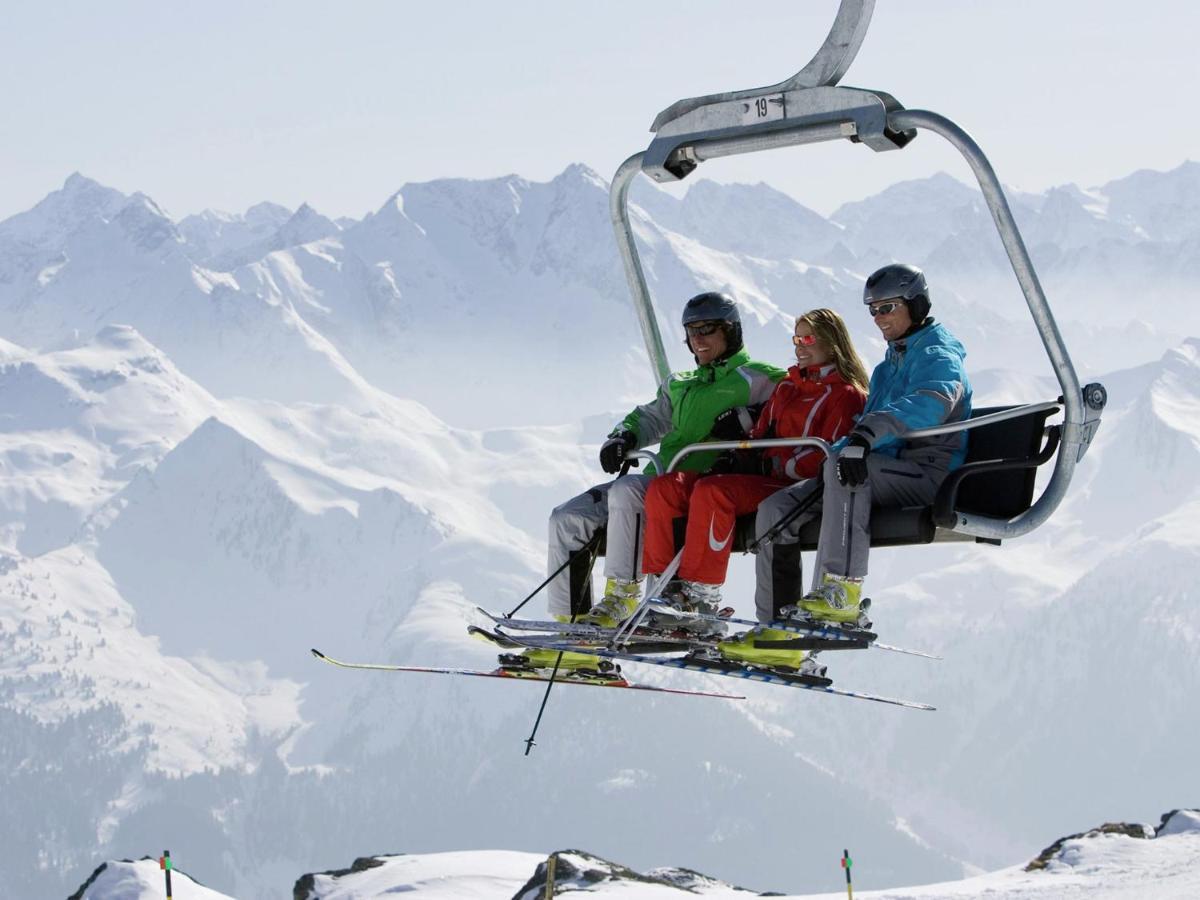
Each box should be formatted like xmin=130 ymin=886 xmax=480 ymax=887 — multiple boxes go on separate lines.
xmin=609 ymin=0 xmax=1108 ymax=547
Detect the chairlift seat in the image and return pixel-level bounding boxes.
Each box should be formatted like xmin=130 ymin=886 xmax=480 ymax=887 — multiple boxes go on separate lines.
xmin=724 ymin=403 xmax=1061 ymax=551
xmin=592 ymin=402 xmax=1059 ymax=563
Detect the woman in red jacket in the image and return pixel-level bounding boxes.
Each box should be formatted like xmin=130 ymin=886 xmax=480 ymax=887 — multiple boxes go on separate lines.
xmin=640 ymin=308 xmax=868 ymax=629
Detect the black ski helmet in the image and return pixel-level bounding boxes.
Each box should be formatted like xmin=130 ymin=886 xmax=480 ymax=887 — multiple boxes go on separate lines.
xmin=864 ymin=263 xmax=931 ymax=324
xmin=681 ymin=291 xmax=743 ymax=357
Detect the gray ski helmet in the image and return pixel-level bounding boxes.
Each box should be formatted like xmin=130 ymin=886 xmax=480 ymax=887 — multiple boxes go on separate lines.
xmin=681 ymin=291 xmax=741 ymax=327
xmin=864 ymin=263 xmax=931 ymax=323
xmin=681 ymin=291 xmax=743 ymax=356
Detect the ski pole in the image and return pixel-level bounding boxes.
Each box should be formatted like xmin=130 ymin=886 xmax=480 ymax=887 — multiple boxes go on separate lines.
xmin=507 ymin=530 xmax=602 ymax=619
xmin=522 ymin=515 xmax=605 ymax=755
xmin=523 ymin=645 xmax=568 ymax=756
xmin=744 ymin=482 xmax=823 ymax=554
xmin=842 ymin=849 xmax=853 ymax=899
xmin=506 ymin=460 xmax=635 ymax=618
xmin=160 ymin=850 xmax=173 ymax=900
xmin=520 ymin=459 xmax=641 ymax=751
xmin=610 ymin=546 xmax=684 ymax=647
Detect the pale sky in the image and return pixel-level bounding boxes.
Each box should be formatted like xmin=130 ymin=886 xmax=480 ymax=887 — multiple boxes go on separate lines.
xmin=1 ymin=0 xmax=1196 ymax=221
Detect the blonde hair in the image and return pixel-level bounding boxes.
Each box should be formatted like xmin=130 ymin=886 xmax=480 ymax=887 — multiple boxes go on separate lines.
xmin=796 ymin=308 xmax=870 ymax=394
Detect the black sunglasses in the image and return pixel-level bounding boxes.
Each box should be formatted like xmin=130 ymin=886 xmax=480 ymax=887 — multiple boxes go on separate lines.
xmin=685 ymin=322 xmax=722 ymax=337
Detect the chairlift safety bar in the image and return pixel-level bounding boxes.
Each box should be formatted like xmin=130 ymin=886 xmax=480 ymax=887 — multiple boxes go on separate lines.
xmin=633 ymin=400 xmax=1059 ymax=481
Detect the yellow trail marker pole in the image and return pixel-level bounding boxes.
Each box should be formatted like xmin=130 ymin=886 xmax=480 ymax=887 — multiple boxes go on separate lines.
xmin=841 ymin=848 xmax=853 ymax=899
xmin=544 ymin=852 xmax=558 ymax=899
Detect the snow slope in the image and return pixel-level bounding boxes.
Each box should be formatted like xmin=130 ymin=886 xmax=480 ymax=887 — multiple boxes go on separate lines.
xmin=75 ymin=809 xmax=1192 ymax=899
xmin=71 ymin=857 xmax=232 ymax=900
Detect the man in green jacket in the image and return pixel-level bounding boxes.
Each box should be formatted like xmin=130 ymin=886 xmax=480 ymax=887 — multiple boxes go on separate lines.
xmin=532 ymin=292 xmax=784 ymax=668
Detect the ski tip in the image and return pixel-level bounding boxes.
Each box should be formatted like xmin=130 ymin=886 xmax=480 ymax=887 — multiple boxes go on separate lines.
xmin=310 ymin=648 xmax=326 ymax=660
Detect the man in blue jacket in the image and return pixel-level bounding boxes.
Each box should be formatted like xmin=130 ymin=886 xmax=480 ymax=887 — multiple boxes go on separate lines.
xmin=721 ymin=264 xmax=972 ymax=668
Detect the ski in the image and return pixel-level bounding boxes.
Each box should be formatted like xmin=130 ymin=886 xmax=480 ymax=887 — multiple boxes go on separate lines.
xmin=469 ymin=625 xmax=697 ymax=655
xmin=477 ymin=606 xmax=938 ymax=660
xmin=642 ymin=600 xmax=940 ymax=659
xmin=493 ymin=637 xmax=935 ymax=711
xmin=309 ymin=648 xmax=745 ymax=700
xmin=473 ymin=623 xmax=877 ymax=657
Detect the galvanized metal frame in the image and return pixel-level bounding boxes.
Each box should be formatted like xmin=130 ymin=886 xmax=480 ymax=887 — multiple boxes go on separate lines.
xmin=608 ymin=0 xmax=1104 ymax=542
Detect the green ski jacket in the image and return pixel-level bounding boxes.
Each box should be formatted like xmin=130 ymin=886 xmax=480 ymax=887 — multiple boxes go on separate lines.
xmin=613 ymin=348 xmax=785 ymax=475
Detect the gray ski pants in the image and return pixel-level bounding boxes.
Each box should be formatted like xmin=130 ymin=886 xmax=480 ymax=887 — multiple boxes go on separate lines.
xmin=753 ymin=455 xmax=944 ymax=622
xmin=546 ymin=474 xmax=652 ymax=618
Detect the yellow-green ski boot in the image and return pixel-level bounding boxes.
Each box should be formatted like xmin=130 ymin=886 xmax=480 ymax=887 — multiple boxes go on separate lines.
xmin=513 ymin=646 xmax=607 ymax=672
xmin=718 ymin=626 xmax=808 ymax=670
xmin=576 ymin=577 xmax=641 ymax=628
xmin=787 ymin=573 xmax=867 ymax=625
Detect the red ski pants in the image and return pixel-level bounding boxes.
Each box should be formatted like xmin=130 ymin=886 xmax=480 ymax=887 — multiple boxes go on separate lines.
xmin=642 ymin=473 xmax=793 ymax=584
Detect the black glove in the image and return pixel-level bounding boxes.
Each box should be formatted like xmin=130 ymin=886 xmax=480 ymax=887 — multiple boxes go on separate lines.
xmin=707 ymin=449 xmax=766 ymax=476
xmin=710 ymin=406 xmax=755 ymax=441
xmin=835 ymin=433 xmax=872 ymax=487
xmin=706 ymin=451 xmax=737 ymax=475
xmin=600 ymin=430 xmax=637 ymax=474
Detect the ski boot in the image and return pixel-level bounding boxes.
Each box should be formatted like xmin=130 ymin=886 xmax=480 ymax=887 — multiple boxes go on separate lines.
xmin=576 ymin=577 xmax=641 ymax=628
xmin=650 ymin=580 xmax=728 ymax=637
xmin=717 ymin=626 xmax=827 ymax=677
xmin=497 ymin=651 xmax=624 ymax=684
xmin=781 ymin=573 xmax=870 ymax=627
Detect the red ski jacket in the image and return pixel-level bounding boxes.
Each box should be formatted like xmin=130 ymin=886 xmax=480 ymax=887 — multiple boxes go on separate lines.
xmin=751 ymin=364 xmax=866 ymax=480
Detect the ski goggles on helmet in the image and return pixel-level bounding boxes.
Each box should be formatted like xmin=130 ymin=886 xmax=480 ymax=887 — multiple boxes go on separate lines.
xmin=867 ymin=300 xmax=905 ymax=317
xmin=792 ymin=333 xmax=818 ymax=346
xmin=685 ymin=321 xmax=722 ymax=337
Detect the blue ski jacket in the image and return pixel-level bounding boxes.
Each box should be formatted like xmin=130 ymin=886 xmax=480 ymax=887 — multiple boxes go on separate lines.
xmin=851 ymin=320 xmax=972 ymax=472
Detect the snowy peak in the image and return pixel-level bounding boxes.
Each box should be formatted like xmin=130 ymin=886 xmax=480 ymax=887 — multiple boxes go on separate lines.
xmin=111 ymin=194 xmax=183 ymax=253
xmin=202 ymin=201 xmax=340 ymax=270
xmin=635 ymin=178 xmax=843 ymax=261
xmin=0 ymin=326 xmax=218 ymax=553
xmin=1026 ymin=185 xmax=1130 ymax=250
xmin=92 ymin=411 xmax=456 ymax=674
xmin=1144 ymin=338 xmax=1200 ymax=443
xmin=54 ymin=189 xmax=190 ymax=275
xmin=0 ymin=172 xmax=128 ymax=256
xmin=831 ymin=171 xmax=999 ymax=263
xmin=245 ymin=199 xmax=293 ymax=227
xmin=178 ymin=200 xmax=293 ymax=263
xmin=395 ymin=165 xmax=613 ymax=270
xmin=555 ymin=161 xmax=608 ymax=192
xmin=832 ymin=171 xmax=980 ymax=223
xmin=512 ymin=850 xmax=762 ymax=899
xmin=0 ymin=324 xmax=212 ymax=438
xmin=69 ymin=857 xmax=233 ymax=900
xmin=1100 ymin=159 xmax=1200 ymax=242
xmin=276 ymin=202 xmax=340 ymax=246
xmin=397 ymin=172 xmax=534 ymax=267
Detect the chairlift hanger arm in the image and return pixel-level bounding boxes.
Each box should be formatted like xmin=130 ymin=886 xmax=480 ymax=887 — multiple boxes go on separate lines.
xmin=650 ymin=0 xmax=876 ymax=131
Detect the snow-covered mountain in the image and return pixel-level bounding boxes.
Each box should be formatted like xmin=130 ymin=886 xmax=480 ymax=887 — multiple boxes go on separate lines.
xmin=67 ymin=809 xmax=1200 ymax=898
xmin=2 ymin=162 xmax=1199 ymax=899
xmin=5 ymin=163 xmax=1195 ymax=427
